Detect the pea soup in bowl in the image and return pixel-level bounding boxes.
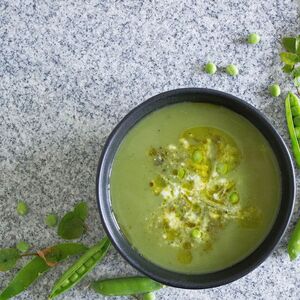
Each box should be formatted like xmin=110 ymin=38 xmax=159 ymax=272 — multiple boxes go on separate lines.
xmin=96 ymin=88 xmax=295 ymax=289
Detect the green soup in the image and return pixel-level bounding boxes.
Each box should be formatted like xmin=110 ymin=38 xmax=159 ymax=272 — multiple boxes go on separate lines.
xmin=110 ymin=102 xmax=281 ymax=274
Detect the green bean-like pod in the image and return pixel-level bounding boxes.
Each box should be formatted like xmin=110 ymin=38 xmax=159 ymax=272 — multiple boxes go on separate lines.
xmin=288 ymin=219 xmax=300 ymax=260
xmin=49 ymin=237 xmax=110 ymax=299
xmin=285 ymin=92 xmax=300 ymax=168
xmin=91 ymin=276 xmax=164 ymax=296
xmin=0 ymin=243 xmax=88 ymax=300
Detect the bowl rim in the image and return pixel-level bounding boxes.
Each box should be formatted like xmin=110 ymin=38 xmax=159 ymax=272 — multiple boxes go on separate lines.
xmin=96 ymin=88 xmax=295 ymax=289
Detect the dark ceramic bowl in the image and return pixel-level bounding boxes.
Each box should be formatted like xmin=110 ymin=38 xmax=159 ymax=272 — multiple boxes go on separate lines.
xmin=96 ymin=88 xmax=295 ymax=289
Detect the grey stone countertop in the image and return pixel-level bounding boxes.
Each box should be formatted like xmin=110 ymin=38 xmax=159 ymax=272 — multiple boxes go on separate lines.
xmin=1 ymin=0 xmax=300 ymax=299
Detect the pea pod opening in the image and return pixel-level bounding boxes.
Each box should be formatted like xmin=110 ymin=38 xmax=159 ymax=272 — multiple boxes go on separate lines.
xmin=49 ymin=236 xmax=110 ymax=299
xmin=285 ymin=92 xmax=300 ymax=168
xmin=91 ymin=276 xmax=164 ymax=296
xmin=0 ymin=243 xmax=88 ymax=300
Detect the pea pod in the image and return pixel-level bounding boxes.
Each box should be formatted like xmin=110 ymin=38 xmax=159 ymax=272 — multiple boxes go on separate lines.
xmin=91 ymin=276 xmax=164 ymax=296
xmin=0 ymin=243 xmax=87 ymax=300
xmin=288 ymin=219 xmax=300 ymax=260
xmin=285 ymin=92 xmax=300 ymax=168
xmin=49 ymin=237 xmax=110 ymax=299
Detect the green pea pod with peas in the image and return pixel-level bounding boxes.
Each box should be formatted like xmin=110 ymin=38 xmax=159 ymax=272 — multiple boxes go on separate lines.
xmin=0 ymin=243 xmax=87 ymax=300
xmin=49 ymin=236 xmax=110 ymax=299
xmin=91 ymin=276 xmax=164 ymax=296
xmin=285 ymin=92 xmax=300 ymax=168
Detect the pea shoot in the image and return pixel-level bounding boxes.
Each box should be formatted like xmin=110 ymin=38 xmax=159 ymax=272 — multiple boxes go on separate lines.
xmin=17 ymin=201 xmax=28 ymax=216
xmin=247 ymin=33 xmax=261 ymax=44
xmin=269 ymin=84 xmax=281 ymax=97
xmin=226 ymin=64 xmax=239 ymax=77
xmin=204 ymin=62 xmax=217 ymax=75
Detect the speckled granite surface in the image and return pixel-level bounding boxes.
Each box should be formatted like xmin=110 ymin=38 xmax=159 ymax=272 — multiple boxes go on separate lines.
xmin=1 ymin=0 xmax=300 ymax=299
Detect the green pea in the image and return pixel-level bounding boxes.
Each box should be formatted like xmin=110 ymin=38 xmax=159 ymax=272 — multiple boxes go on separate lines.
xmin=204 ymin=62 xmax=217 ymax=75
xmin=192 ymin=150 xmax=202 ymax=163
xmin=247 ymin=33 xmax=261 ymax=44
xmin=45 ymin=214 xmax=58 ymax=227
xmin=291 ymin=105 xmax=300 ymax=117
xmin=269 ymin=84 xmax=281 ymax=97
xmin=191 ymin=229 xmax=201 ymax=239
xmin=17 ymin=201 xmax=28 ymax=216
xmin=216 ymin=163 xmax=228 ymax=175
xmin=290 ymin=93 xmax=300 ymax=107
xmin=177 ymin=168 xmax=186 ymax=179
xmin=16 ymin=241 xmax=30 ymax=253
xmin=294 ymin=116 xmax=300 ymax=126
xmin=295 ymin=127 xmax=300 ymax=138
xmin=143 ymin=292 xmax=156 ymax=300
xmin=229 ymin=192 xmax=239 ymax=204
xmin=226 ymin=64 xmax=239 ymax=77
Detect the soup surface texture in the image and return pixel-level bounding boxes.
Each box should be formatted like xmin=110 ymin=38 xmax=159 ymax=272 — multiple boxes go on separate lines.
xmin=110 ymin=102 xmax=281 ymax=274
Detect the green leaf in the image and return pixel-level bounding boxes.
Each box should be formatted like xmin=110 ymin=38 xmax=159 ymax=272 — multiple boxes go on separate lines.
xmin=73 ymin=202 xmax=88 ymax=221
xmin=57 ymin=212 xmax=86 ymax=240
xmin=282 ymin=64 xmax=294 ymax=74
xmin=280 ymin=52 xmax=300 ymax=65
xmin=283 ymin=37 xmax=296 ymax=53
xmin=0 ymin=248 xmax=20 ymax=272
xmin=0 ymin=243 xmax=88 ymax=300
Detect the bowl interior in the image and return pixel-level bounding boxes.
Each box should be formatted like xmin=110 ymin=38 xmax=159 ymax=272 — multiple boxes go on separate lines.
xmin=97 ymin=88 xmax=295 ymax=289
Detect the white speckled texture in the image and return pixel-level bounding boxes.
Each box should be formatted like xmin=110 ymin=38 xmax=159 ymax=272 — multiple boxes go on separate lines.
xmin=1 ymin=0 xmax=300 ymax=299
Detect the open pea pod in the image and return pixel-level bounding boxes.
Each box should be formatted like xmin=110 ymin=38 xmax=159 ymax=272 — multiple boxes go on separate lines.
xmin=49 ymin=237 xmax=110 ymax=299
xmin=0 ymin=243 xmax=87 ymax=300
xmin=285 ymin=92 xmax=300 ymax=168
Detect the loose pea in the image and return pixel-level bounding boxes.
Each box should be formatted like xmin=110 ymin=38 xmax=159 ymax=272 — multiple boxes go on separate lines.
xmin=17 ymin=201 xmax=28 ymax=216
xmin=269 ymin=84 xmax=281 ymax=97
xmin=291 ymin=105 xmax=300 ymax=117
xmin=204 ymin=62 xmax=217 ymax=75
xmin=216 ymin=163 xmax=228 ymax=175
xmin=143 ymin=292 xmax=156 ymax=300
xmin=229 ymin=192 xmax=239 ymax=204
xmin=16 ymin=241 xmax=30 ymax=253
xmin=294 ymin=116 xmax=300 ymax=126
xmin=92 ymin=276 xmax=163 ymax=296
xmin=226 ymin=64 xmax=239 ymax=77
xmin=192 ymin=150 xmax=202 ymax=163
xmin=247 ymin=33 xmax=261 ymax=44
xmin=191 ymin=229 xmax=201 ymax=239
xmin=45 ymin=214 xmax=58 ymax=227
